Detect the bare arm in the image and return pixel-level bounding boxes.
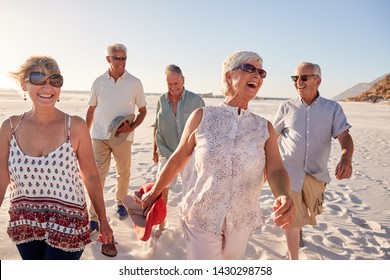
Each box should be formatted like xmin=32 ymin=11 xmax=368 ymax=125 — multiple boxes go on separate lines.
xmin=131 ymin=106 xmax=147 ymax=130
xmin=116 ymin=106 xmax=147 ymax=134
xmin=70 ymin=116 xmax=113 ymax=243
xmin=0 ymin=120 xmax=11 ymax=207
xmin=85 ymin=105 xmax=96 ymax=131
xmin=153 ymin=127 xmax=158 ymax=164
xmin=335 ymin=130 xmax=354 ymax=180
xmin=142 ymin=108 xmax=203 ymax=209
xmin=264 ymin=121 xmax=295 ymax=229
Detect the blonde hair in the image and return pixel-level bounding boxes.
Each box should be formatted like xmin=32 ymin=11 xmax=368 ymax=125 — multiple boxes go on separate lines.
xmin=9 ymin=55 xmax=61 ymax=82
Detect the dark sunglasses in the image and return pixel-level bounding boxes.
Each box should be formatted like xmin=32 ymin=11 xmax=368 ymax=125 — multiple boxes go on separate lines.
xmin=291 ymin=75 xmax=317 ymax=82
xmin=233 ymin=64 xmax=267 ymax=78
xmin=112 ymin=56 xmax=127 ymax=61
xmin=25 ymin=72 xmax=64 ymax=87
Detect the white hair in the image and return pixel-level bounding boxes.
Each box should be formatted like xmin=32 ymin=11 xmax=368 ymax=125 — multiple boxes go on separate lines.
xmin=106 ymin=43 xmax=127 ymax=56
xmin=221 ymin=51 xmax=263 ymax=96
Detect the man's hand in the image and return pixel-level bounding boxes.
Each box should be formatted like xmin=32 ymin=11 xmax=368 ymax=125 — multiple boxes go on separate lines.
xmin=272 ymin=195 xmax=295 ymax=229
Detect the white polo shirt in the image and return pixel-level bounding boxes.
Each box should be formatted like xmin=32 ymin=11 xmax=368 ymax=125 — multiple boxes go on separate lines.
xmin=88 ymin=70 xmax=147 ymax=141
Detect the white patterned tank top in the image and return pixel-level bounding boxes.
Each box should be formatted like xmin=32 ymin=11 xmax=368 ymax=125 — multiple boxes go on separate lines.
xmin=7 ymin=113 xmax=90 ymax=251
xmin=180 ymin=104 xmax=269 ymax=236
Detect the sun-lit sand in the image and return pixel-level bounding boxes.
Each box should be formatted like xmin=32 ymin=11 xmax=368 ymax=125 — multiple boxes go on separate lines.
xmin=1 ymin=89 xmax=389 ymax=261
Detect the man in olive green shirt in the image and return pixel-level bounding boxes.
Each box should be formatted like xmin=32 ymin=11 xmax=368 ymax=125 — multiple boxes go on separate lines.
xmin=152 ymin=64 xmax=205 ymax=235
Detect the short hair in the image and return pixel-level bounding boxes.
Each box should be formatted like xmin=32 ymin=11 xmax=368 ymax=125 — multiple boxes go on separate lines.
xmin=9 ymin=55 xmax=61 ymax=82
xmin=106 ymin=43 xmax=127 ymax=56
xmin=221 ymin=50 xmax=263 ymax=96
xmin=297 ymin=61 xmax=322 ymax=78
xmin=165 ymin=64 xmax=184 ymax=78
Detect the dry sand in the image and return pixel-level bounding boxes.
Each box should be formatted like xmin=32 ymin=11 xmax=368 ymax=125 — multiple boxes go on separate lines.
xmin=1 ymin=89 xmax=389 ymax=261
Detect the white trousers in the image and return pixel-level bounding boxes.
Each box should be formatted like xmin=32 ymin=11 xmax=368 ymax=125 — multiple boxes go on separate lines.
xmin=181 ymin=219 xmax=251 ymax=260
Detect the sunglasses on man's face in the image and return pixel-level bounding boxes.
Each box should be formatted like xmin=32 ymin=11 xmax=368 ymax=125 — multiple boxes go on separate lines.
xmin=291 ymin=75 xmax=317 ymax=82
xmin=25 ymin=72 xmax=64 ymax=87
xmin=112 ymin=56 xmax=127 ymax=61
xmin=233 ymin=64 xmax=267 ymax=78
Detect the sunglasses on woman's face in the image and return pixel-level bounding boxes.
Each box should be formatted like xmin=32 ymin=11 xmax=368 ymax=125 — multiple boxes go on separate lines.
xmin=233 ymin=64 xmax=267 ymax=78
xmin=25 ymin=72 xmax=64 ymax=88
xmin=290 ymin=75 xmax=317 ymax=82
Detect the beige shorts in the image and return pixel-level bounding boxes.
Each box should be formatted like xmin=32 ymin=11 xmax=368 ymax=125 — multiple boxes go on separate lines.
xmin=290 ymin=173 xmax=326 ymax=227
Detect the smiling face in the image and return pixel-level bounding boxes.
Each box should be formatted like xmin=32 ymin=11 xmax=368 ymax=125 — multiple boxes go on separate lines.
xmin=294 ymin=64 xmax=321 ymax=104
xmin=107 ymin=49 xmax=127 ymax=79
xmin=226 ymin=59 xmax=264 ymax=101
xmin=21 ymin=67 xmax=61 ymax=108
xmin=166 ymin=72 xmax=185 ymax=97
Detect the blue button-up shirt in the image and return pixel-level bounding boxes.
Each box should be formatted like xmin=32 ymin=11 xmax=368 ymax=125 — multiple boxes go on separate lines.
xmin=273 ymin=95 xmax=351 ymax=192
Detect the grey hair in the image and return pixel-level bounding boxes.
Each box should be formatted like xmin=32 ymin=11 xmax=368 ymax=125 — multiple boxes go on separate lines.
xmin=221 ymin=50 xmax=263 ymax=96
xmin=9 ymin=55 xmax=61 ymax=82
xmin=106 ymin=43 xmax=127 ymax=56
xmin=165 ymin=64 xmax=184 ymax=78
xmin=297 ymin=61 xmax=322 ymax=78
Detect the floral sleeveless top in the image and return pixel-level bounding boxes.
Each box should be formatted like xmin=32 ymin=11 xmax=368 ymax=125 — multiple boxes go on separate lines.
xmin=7 ymin=114 xmax=90 ymax=251
xmin=180 ymin=104 xmax=269 ymax=236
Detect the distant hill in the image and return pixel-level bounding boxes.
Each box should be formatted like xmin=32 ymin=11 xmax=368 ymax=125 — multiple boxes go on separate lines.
xmin=332 ymin=74 xmax=388 ymax=101
xmin=342 ymin=73 xmax=390 ymax=103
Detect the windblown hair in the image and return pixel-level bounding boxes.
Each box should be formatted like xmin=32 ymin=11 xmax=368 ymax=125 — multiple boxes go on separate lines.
xmin=9 ymin=55 xmax=61 ymax=82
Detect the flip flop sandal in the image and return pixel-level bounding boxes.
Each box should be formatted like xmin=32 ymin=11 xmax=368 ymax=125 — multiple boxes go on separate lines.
xmin=101 ymin=236 xmax=118 ymax=257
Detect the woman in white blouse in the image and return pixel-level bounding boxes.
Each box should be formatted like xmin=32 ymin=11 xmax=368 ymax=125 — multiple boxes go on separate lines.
xmin=142 ymin=50 xmax=295 ymax=260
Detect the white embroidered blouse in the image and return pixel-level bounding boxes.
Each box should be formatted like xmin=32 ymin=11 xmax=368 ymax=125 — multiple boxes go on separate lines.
xmin=7 ymin=114 xmax=90 ymax=251
xmin=180 ymin=104 xmax=269 ymax=236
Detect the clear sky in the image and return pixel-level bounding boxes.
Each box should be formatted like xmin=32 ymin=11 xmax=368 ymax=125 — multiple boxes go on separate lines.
xmin=0 ymin=0 xmax=389 ymax=99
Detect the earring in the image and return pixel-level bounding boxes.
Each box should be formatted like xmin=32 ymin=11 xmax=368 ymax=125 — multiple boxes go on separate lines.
xmin=23 ymin=93 xmax=27 ymax=101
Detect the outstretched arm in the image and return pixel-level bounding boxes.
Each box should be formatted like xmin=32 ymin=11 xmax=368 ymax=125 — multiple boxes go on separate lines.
xmin=141 ymin=108 xmax=203 ymax=210
xmin=264 ymin=121 xmax=295 ymax=229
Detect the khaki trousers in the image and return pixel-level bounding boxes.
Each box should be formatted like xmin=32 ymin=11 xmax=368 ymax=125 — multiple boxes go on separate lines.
xmin=89 ymin=139 xmax=132 ymax=221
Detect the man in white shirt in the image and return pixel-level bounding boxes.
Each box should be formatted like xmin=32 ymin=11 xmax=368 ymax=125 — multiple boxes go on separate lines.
xmin=86 ymin=43 xmax=147 ymax=233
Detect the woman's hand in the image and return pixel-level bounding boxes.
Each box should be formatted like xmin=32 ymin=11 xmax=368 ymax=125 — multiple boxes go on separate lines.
xmin=140 ymin=190 xmax=158 ymax=214
xmin=97 ymin=218 xmax=114 ymax=244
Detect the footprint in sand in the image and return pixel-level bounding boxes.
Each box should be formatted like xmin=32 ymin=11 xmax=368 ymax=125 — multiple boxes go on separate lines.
xmin=351 ymin=216 xmax=370 ymax=229
xmin=327 ymin=204 xmax=342 ymax=212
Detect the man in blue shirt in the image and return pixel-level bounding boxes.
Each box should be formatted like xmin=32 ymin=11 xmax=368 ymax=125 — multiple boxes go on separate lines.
xmin=152 ymin=64 xmax=205 ymax=236
xmin=273 ymin=62 xmax=354 ymax=259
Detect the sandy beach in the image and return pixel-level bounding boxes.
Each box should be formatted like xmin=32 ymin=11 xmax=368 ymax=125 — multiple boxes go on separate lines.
xmin=0 ymin=89 xmax=389 ymax=261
